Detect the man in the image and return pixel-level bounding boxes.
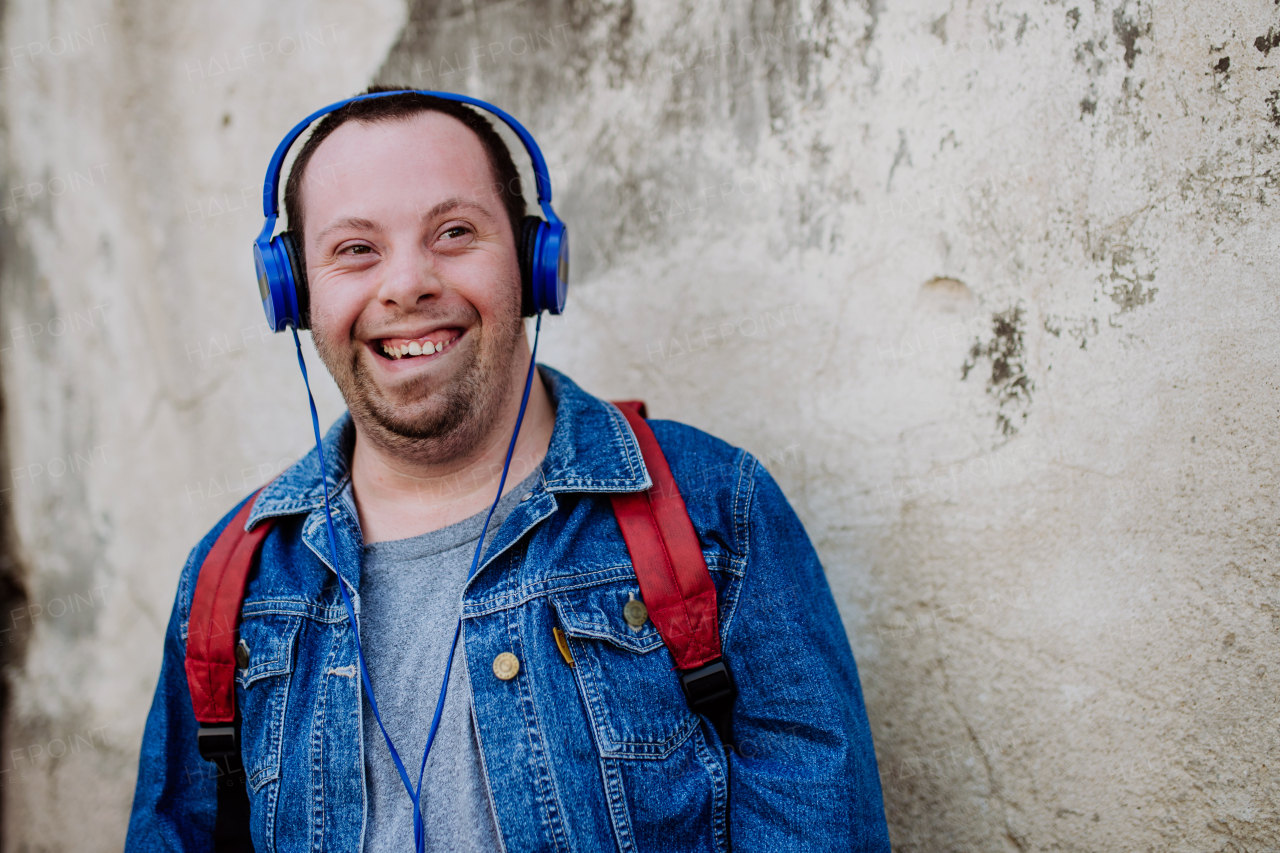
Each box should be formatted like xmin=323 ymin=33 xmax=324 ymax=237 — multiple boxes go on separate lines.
xmin=126 ymin=87 xmax=890 ymax=851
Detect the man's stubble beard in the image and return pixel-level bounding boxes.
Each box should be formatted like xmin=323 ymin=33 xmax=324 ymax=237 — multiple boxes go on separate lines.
xmin=314 ymin=302 xmax=523 ymax=466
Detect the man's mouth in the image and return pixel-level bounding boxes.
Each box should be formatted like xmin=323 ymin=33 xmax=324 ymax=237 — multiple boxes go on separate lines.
xmin=375 ymin=328 xmax=464 ymax=361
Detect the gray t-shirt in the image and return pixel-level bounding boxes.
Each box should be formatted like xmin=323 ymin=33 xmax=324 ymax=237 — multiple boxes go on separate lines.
xmin=343 ymin=469 xmax=540 ymax=853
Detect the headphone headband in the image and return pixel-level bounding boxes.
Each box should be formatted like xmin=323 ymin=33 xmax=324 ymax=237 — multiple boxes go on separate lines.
xmin=259 ymin=89 xmax=557 ymax=223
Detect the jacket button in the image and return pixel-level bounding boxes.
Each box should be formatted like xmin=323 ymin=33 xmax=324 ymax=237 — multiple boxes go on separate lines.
xmin=623 ymin=599 xmax=648 ymax=629
xmin=492 ymin=652 xmax=520 ymax=681
xmin=235 ymin=639 xmax=251 ymax=669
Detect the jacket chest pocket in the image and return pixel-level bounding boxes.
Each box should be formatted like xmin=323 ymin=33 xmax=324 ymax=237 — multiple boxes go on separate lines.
xmin=234 ymin=613 xmax=302 ymax=791
xmin=552 ymin=581 xmax=699 ymax=758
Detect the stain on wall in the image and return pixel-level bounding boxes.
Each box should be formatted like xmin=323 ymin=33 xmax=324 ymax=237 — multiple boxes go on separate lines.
xmin=963 ymin=306 xmax=1033 ymax=437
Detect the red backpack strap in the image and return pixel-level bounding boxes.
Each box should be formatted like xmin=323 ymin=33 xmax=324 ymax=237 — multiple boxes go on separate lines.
xmin=609 ymin=401 xmax=720 ymax=668
xmin=184 ymin=490 xmax=279 ymax=852
xmin=611 ymin=399 xmax=648 ymax=418
xmin=609 ymin=400 xmax=736 ymax=747
xmin=185 ymin=492 xmax=276 ymax=724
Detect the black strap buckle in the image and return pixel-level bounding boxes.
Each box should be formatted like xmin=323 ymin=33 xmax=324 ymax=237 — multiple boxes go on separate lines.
xmin=197 ymin=724 xmax=238 ymax=761
xmin=198 ymin=723 xmax=255 ymax=850
xmin=197 ymin=723 xmax=246 ymax=783
xmin=679 ymin=658 xmax=737 ymax=748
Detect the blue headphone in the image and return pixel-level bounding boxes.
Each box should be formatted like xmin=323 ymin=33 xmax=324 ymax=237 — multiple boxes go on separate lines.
xmin=253 ymin=90 xmax=569 ymax=331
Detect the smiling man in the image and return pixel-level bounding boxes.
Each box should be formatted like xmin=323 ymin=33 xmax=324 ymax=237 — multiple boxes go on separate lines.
xmin=126 ymin=88 xmax=891 ymax=852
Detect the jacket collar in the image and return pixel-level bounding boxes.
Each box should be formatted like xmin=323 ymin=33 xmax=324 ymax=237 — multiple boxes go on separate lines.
xmin=247 ymin=364 xmax=651 ymax=529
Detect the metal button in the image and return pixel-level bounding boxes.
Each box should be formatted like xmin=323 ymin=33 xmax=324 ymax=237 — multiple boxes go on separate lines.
xmin=520 ymin=492 xmax=533 ymax=502
xmin=623 ymin=599 xmax=648 ymax=629
xmin=235 ymin=639 xmax=251 ymax=669
xmin=493 ymin=651 xmax=520 ymax=681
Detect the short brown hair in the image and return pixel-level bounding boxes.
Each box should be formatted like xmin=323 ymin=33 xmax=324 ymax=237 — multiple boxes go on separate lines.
xmin=282 ymin=86 xmax=528 ymax=245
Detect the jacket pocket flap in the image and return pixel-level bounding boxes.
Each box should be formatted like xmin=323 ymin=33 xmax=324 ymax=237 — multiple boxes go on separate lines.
xmin=234 ymin=613 xmax=302 ymax=687
xmin=551 ymin=582 xmax=666 ymax=655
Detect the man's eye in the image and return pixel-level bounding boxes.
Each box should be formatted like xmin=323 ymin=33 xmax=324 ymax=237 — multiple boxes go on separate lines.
xmin=343 ymin=245 xmax=372 ymax=255
xmin=442 ymin=226 xmax=470 ymax=240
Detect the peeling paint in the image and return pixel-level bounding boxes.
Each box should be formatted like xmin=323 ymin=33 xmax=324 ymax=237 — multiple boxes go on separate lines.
xmin=1254 ymin=27 xmax=1280 ymax=57
xmin=962 ymin=306 xmax=1033 ymax=437
xmin=1103 ymin=245 xmax=1158 ymax=316
xmin=1111 ymin=2 xmax=1153 ymax=70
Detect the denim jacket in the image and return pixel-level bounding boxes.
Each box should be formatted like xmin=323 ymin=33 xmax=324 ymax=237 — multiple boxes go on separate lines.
xmin=126 ymin=366 xmax=890 ymax=852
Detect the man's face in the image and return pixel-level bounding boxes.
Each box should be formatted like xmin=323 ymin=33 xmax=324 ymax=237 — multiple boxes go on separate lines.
xmin=300 ymin=112 xmax=525 ymax=455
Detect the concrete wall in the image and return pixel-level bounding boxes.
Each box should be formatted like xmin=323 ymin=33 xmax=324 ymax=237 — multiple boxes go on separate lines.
xmin=1 ymin=0 xmax=1276 ymax=849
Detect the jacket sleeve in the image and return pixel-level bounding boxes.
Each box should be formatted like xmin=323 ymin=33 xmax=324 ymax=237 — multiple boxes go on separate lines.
xmin=725 ymin=458 xmax=891 ymax=851
xmin=124 ymin=548 xmax=219 ymax=850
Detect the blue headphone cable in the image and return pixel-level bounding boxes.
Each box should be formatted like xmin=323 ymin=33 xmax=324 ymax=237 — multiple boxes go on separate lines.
xmin=291 ymin=313 xmax=543 ymax=851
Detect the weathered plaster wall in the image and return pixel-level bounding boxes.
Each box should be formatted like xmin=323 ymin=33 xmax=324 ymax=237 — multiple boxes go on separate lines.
xmin=1 ymin=0 xmax=1277 ymax=849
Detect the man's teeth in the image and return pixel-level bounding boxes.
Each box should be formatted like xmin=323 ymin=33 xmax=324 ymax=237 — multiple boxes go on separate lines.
xmin=381 ymin=338 xmax=451 ymax=360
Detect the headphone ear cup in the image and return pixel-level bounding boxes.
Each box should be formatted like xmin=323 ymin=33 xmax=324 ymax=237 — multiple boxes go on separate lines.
xmin=532 ymin=218 xmax=568 ymax=315
xmin=518 ymin=216 xmax=544 ymax=317
xmin=278 ymin=231 xmax=310 ymax=329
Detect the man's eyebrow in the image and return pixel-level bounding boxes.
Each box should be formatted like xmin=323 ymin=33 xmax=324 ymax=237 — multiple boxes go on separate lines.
xmin=313 ymin=216 xmax=378 ymax=246
xmin=418 ymin=197 xmax=494 ymax=223
xmin=312 ymin=199 xmax=495 ymax=245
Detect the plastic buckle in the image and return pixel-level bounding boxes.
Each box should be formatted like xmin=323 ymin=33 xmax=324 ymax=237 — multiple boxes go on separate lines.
xmin=197 ymin=723 xmax=247 ymax=785
xmin=197 ymin=724 xmax=239 ymax=763
xmin=679 ymin=658 xmax=737 ymax=716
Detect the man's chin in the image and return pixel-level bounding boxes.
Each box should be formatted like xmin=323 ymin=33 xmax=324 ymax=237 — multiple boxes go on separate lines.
xmin=348 ymin=351 xmax=463 ymax=436
xmin=357 ymin=391 xmax=469 ymax=442
xmin=354 ymin=363 xmax=492 ymax=447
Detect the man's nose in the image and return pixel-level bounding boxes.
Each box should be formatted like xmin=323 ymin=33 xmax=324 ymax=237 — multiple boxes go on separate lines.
xmin=376 ymin=245 xmax=443 ymax=310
